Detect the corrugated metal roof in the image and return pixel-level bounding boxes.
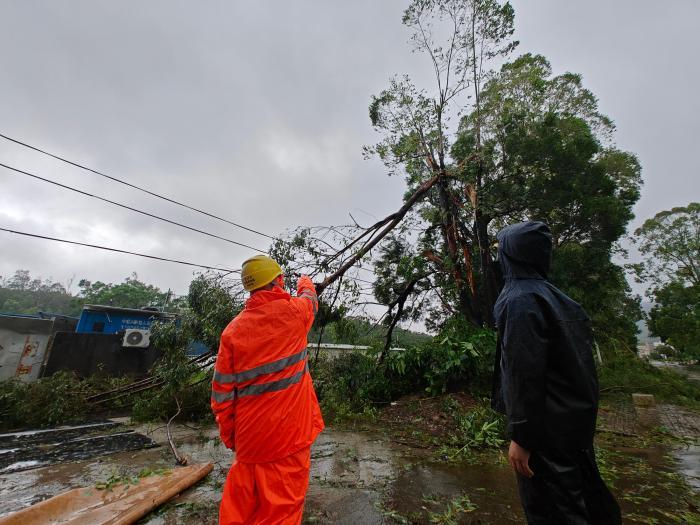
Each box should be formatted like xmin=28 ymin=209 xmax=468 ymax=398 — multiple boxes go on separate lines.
xmin=81 ymin=304 xmax=176 ymax=318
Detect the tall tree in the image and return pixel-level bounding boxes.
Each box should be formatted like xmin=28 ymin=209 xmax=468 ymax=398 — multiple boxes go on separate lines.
xmin=274 ymin=1 xmax=642 ymax=355
xmin=78 ymin=273 xmax=169 ymax=310
xmin=366 ymin=0 xmax=518 ymax=328
xmin=634 ymin=203 xmax=699 ymax=288
xmin=452 ymin=54 xmax=642 ymax=342
xmin=634 ymin=203 xmax=700 ymax=357
xmin=0 ymin=270 xmax=79 ymax=316
xmin=366 ymin=1 xmax=641 ymax=338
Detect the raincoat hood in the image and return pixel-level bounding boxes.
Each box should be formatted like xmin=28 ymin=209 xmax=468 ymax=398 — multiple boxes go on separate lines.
xmin=497 ymin=221 xmax=552 ymax=280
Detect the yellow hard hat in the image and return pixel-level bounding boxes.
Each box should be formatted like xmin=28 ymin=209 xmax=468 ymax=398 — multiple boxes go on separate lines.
xmin=241 ymin=255 xmax=282 ymax=292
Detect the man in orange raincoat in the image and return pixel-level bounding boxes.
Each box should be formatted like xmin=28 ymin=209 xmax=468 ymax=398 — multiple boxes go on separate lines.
xmin=211 ymin=255 xmax=325 ymax=525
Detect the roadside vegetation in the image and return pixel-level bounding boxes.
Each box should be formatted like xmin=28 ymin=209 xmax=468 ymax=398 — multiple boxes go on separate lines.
xmin=2 ymin=270 xmax=699 ymax=432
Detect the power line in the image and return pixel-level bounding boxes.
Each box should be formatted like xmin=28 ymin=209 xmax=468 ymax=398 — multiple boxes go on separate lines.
xmin=0 ymin=131 xmax=275 ymax=240
xmin=0 ymin=227 xmax=240 ymax=273
xmin=0 ymin=162 xmax=266 ymax=253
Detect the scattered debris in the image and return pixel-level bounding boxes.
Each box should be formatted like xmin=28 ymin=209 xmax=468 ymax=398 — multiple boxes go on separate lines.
xmin=0 ymin=422 xmax=157 ymax=474
xmin=0 ymin=463 xmax=213 ymax=525
xmin=167 ymin=397 xmax=188 ymax=466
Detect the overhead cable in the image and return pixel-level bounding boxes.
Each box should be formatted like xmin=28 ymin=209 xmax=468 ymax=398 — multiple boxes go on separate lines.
xmin=0 ymin=162 xmax=266 ymax=252
xmin=0 ymin=227 xmax=240 ymax=273
xmin=0 ymin=131 xmax=275 ymax=240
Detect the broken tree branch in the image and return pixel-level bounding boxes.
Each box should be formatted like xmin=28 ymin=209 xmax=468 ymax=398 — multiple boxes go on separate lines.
xmin=380 ymin=277 xmax=421 ymax=363
xmin=167 ymin=395 xmax=188 ymax=466
xmin=317 ymin=174 xmax=441 ymax=295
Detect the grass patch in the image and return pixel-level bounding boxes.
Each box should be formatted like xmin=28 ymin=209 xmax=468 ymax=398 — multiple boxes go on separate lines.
xmin=598 ymin=353 xmax=700 ymax=408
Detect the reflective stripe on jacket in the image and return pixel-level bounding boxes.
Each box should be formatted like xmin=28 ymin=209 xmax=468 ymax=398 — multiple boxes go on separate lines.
xmin=211 ymin=276 xmax=324 ymax=463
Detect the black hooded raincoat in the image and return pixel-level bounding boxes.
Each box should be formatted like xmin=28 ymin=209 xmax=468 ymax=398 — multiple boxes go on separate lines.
xmin=491 ymin=221 xmax=598 ymax=452
xmin=491 ymin=223 xmax=621 ymax=524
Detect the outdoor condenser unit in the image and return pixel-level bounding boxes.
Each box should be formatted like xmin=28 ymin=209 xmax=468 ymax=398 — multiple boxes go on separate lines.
xmin=122 ymin=329 xmax=150 ymax=348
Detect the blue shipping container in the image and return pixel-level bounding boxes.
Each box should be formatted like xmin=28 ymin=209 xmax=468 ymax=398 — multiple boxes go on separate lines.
xmin=76 ymin=305 xmax=173 ymax=334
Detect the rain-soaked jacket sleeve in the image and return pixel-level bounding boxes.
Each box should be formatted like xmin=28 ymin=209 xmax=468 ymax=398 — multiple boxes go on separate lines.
xmin=499 ymin=296 xmax=549 ymax=451
xmin=211 ymin=337 xmax=237 ymax=449
xmin=294 ymin=275 xmax=318 ymax=330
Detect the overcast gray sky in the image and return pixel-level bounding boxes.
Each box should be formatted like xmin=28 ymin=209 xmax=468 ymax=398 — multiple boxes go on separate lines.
xmin=1 ymin=1 xmax=698 ymax=298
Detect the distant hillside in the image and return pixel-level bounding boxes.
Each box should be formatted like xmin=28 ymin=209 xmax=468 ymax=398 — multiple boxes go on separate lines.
xmin=0 ymin=270 xmax=173 ymax=318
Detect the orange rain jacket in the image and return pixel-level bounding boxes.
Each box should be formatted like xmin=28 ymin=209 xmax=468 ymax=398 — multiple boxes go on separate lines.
xmin=211 ymin=276 xmax=324 ymax=463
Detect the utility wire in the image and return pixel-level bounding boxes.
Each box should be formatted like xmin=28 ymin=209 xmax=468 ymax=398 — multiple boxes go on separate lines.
xmin=0 ymin=227 xmax=240 ymax=273
xmin=0 ymin=132 xmax=275 ymax=240
xmin=0 ymin=162 xmax=266 ymax=252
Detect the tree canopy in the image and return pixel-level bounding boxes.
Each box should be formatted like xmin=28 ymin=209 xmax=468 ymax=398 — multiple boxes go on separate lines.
xmin=271 ymin=0 xmax=643 ymax=356
xmin=0 ymin=270 xmax=79 ymax=316
xmin=364 ymin=1 xmax=642 ymax=347
xmin=634 ymin=203 xmax=700 ymax=358
xmin=78 ymin=273 xmax=173 ymax=310
xmin=0 ymin=270 xmax=181 ymax=316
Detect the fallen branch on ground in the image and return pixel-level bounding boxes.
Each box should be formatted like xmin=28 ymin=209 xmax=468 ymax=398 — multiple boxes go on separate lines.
xmin=166 ymin=396 xmax=188 ymax=466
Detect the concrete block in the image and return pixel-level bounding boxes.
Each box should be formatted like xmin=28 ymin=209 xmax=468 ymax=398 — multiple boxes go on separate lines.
xmin=632 ymin=393 xmax=656 ymax=407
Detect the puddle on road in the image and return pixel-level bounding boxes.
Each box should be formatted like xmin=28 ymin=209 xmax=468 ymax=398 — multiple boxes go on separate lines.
xmin=0 ymin=422 xmax=697 ymax=524
xmin=388 ymin=457 xmax=523 ymax=524
xmin=674 ymin=444 xmax=700 ymax=490
xmin=305 ymin=431 xmax=401 ymax=525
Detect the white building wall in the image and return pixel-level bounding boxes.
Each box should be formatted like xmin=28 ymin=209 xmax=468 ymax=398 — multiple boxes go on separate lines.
xmin=0 ymin=317 xmax=53 ymax=383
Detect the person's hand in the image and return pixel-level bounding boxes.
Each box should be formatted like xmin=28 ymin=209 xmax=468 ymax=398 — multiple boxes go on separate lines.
xmin=508 ymin=440 xmax=534 ymax=478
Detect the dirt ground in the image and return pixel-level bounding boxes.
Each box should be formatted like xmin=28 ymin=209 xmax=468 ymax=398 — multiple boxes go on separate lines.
xmin=0 ymin=397 xmax=698 ymax=524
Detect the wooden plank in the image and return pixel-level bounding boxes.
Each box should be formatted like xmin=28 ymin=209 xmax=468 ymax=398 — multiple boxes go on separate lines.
xmin=0 ymin=463 xmax=213 ymax=525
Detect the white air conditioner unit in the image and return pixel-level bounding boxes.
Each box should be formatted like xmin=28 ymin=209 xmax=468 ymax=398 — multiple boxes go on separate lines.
xmin=122 ymin=329 xmax=150 ymax=348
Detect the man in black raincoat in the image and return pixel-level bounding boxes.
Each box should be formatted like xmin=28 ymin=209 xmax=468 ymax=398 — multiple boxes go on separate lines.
xmin=492 ymin=221 xmax=621 ymax=524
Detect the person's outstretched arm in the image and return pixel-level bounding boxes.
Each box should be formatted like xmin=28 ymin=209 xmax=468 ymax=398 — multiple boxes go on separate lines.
xmin=294 ymin=275 xmax=318 ymax=331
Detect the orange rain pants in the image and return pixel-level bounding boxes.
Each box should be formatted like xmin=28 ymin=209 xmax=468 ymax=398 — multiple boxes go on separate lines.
xmin=219 ymin=446 xmax=311 ymax=525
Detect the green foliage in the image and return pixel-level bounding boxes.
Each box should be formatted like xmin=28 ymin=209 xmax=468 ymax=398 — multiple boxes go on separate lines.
xmin=426 ymin=493 xmax=477 ymax=524
xmin=78 ymin=272 xmax=173 ymax=310
xmin=435 ymin=397 xmax=506 ymax=459
xmin=0 ymin=371 xmax=132 ymax=430
xmin=0 ymin=371 xmax=89 ymax=429
xmin=634 ymin=203 xmax=699 ymax=360
xmin=313 ymin=322 xmax=496 ymax=422
xmin=0 ymin=269 xmax=80 ymax=316
xmin=309 ymin=316 xmax=432 ymax=348
xmin=0 ymin=269 xmax=185 ymax=317
xmin=131 ymin=380 xmax=213 ymax=423
xmin=550 ymin=243 xmax=642 ymax=350
xmin=389 ymin=320 xmax=496 ymax=395
xmin=648 ymin=282 xmax=699 ymax=360
xmin=648 ymin=344 xmax=679 ymax=361
xmin=634 ymin=202 xmax=699 ymax=289
xmin=134 ymin=272 xmax=242 ymax=423
xmin=366 ymin=0 xmax=641 ymax=352
xmin=455 ymin=53 xmax=642 ymax=339
xmin=94 ymin=467 xmax=171 ymax=491
xmin=313 ymin=352 xmax=390 ymax=422
xmin=446 ymin=401 xmax=506 ymax=452
xmin=597 ymin=350 xmax=700 ymax=407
